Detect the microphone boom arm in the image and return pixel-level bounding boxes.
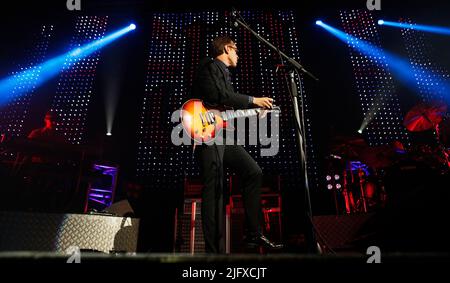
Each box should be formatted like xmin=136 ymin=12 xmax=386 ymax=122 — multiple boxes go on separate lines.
xmin=233 ymin=17 xmax=319 ymax=81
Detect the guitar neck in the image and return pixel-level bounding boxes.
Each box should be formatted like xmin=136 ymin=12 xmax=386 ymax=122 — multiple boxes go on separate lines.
xmin=222 ymin=109 xmax=259 ymax=121
xmin=221 ymin=107 xmax=280 ymax=121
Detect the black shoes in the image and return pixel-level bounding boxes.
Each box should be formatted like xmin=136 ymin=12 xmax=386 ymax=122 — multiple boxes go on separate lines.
xmin=244 ymin=234 xmax=284 ymax=250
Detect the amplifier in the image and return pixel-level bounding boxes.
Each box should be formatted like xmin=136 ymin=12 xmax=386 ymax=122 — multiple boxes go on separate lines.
xmin=0 ymin=211 xmax=139 ymax=253
xmin=174 ymin=198 xmax=205 ymax=254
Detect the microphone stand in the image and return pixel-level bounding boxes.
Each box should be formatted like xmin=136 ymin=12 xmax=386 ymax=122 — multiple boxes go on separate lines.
xmin=232 ymin=9 xmax=319 ymax=253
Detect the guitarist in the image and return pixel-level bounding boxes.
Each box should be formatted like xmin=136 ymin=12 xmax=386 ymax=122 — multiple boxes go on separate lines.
xmin=191 ymin=35 xmax=282 ymax=253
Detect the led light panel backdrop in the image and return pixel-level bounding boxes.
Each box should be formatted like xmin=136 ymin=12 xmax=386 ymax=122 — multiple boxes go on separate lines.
xmin=136 ymin=11 xmax=318 ymax=190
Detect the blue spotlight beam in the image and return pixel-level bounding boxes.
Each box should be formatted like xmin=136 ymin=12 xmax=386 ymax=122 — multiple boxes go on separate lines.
xmin=71 ymin=23 xmax=136 ymax=58
xmin=0 ymin=24 xmax=136 ymax=106
xmin=316 ymin=21 xmax=450 ymax=101
xmin=379 ymin=20 xmax=450 ymax=36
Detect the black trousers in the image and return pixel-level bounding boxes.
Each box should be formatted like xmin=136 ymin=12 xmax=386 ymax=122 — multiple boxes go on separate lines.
xmin=195 ymin=144 xmax=263 ymax=253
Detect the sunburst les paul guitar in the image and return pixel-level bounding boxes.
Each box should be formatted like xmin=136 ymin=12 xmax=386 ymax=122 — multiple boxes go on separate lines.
xmin=180 ymin=99 xmax=280 ymax=143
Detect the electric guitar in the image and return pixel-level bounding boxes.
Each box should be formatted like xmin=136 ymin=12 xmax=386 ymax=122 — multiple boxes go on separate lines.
xmin=180 ymin=99 xmax=280 ymax=143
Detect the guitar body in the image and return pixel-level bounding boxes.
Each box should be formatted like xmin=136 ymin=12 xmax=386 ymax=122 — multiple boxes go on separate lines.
xmin=181 ymin=99 xmax=228 ymax=143
xmin=181 ymin=99 xmax=279 ymax=144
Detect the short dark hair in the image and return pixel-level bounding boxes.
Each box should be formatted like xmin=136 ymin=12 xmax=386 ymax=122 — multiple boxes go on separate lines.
xmin=211 ymin=35 xmax=235 ymax=57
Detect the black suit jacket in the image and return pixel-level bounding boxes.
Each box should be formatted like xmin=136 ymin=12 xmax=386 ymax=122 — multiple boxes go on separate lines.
xmin=191 ymin=58 xmax=252 ymax=109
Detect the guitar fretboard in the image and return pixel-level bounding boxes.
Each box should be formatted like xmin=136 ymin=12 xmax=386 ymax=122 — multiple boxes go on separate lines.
xmin=222 ymin=109 xmax=259 ymax=121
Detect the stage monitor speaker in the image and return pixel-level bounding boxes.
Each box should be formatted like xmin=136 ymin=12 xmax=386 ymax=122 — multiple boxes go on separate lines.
xmin=312 ymin=214 xmax=374 ymax=253
xmin=0 ymin=211 xmax=139 ymax=253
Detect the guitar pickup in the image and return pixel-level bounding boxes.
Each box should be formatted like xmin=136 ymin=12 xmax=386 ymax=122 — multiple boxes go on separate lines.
xmin=199 ymin=113 xmax=206 ymax=126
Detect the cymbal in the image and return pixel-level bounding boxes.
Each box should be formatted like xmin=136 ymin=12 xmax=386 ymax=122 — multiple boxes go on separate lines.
xmin=330 ymin=135 xmax=369 ymax=159
xmin=330 ymin=136 xmax=403 ymax=168
xmin=404 ymin=100 xmax=447 ymax=132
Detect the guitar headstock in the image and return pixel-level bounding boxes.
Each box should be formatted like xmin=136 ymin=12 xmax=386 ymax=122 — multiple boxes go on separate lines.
xmin=258 ymin=106 xmax=281 ymax=119
xmin=271 ymin=105 xmax=281 ymax=112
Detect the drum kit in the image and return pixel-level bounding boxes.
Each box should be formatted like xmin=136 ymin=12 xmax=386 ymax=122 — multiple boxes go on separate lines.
xmin=327 ymin=100 xmax=450 ymax=215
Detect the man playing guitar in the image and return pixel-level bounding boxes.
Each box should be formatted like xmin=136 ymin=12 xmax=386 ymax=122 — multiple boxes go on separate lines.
xmin=190 ymin=35 xmax=282 ymax=253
